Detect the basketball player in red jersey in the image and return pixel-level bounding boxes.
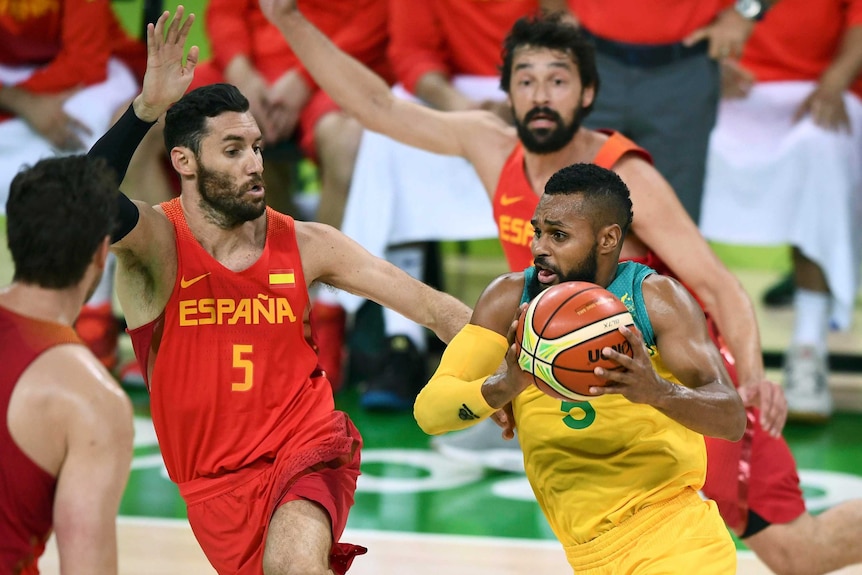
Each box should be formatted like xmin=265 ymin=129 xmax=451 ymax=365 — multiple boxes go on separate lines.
xmin=0 ymin=155 xmax=133 ymax=574
xmin=87 ymin=9 xmax=471 ymax=575
xmin=264 ymin=3 xmax=862 ymax=572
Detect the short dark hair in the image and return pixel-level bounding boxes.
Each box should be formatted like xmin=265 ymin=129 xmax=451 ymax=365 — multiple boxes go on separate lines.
xmin=164 ymin=83 xmax=250 ymax=155
xmin=7 ymin=156 xmax=118 ymax=288
xmin=544 ymin=163 xmax=633 ymax=236
xmin=499 ymin=13 xmax=600 ymax=117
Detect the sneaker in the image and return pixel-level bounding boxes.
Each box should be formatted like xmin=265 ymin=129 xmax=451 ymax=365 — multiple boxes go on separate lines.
xmin=359 ymin=335 xmax=425 ymax=412
xmin=310 ymin=302 xmax=347 ymax=392
xmin=74 ymin=302 xmax=119 ymax=372
xmin=783 ymin=345 xmax=833 ymax=422
xmin=431 ymin=417 xmax=525 ymax=473
xmin=763 ymin=273 xmax=795 ymax=308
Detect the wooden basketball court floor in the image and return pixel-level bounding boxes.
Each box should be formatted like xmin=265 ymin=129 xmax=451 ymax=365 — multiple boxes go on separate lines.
xmin=1 ymin=221 xmax=860 ymax=574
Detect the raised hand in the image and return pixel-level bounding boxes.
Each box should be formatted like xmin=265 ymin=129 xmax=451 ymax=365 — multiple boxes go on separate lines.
xmin=135 ymin=6 xmax=199 ymax=122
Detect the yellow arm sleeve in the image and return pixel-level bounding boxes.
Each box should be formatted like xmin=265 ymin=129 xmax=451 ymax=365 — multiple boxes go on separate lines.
xmin=414 ymin=323 xmax=509 ymax=435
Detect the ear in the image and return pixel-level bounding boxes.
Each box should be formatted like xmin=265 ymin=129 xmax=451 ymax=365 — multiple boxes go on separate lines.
xmin=597 ymin=223 xmax=622 ymax=254
xmin=93 ymin=236 xmax=111 ymax=270
xmin=170 ymin=146 xmax=197 ymax=178
xmin=582 ymin=84 xmax=596 ymax=110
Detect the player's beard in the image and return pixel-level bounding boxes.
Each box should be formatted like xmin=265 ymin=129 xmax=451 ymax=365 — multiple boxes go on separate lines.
xmin=196 ymin=162 xmax=266 ymax=229
xmin=515 ymin=101 xmax=584 ymax=155
xmin=528 ymin=244 xmax=599 ymax=300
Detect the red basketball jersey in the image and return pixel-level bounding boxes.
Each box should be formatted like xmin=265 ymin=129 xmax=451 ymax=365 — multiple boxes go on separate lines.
xmin=492 ymin=130 xmax=652 ymax=272
xmin=0 ymin=306 xmax=78 ymax=575
xmin=129 ymin=200 xmax=339 ymax=484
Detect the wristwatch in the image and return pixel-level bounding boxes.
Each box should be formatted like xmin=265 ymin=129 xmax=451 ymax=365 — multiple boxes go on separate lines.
xmin=735 ymin=0 xmax=770 ymax=21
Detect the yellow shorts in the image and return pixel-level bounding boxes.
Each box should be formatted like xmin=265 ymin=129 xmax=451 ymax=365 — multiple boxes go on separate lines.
xmin=564 ymin=489 xmax=735 ymax=574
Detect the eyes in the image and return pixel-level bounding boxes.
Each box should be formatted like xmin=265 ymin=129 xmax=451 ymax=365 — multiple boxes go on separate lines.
xmin=225 ymin=144 xmax=263 ymax=157
xmin=534 ymin=227 xmax=567 ymax=241
xmin=516 ymin=76 xmax=569 ymax=88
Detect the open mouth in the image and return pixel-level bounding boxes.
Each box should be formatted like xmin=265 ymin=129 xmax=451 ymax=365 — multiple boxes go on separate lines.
xmin=534 ymin=264 xmax=559 ymax=284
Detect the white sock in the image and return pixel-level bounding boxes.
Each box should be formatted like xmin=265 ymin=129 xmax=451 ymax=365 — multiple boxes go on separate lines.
xmin=384 ymin=244 xmax=427 ymax=352
xmin=86 ymin=252 xmax=115 ymax=307
xmin=792 ymin=288 xmax=830 ymax=355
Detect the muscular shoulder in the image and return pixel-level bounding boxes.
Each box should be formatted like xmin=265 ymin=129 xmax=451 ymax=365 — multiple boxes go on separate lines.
xmin=641 ymin=274 xmax=703 ymax=333
xmin=471 ymin=272 xmax=526 ymax=336
xmin=9 ymin=344 xmax=133 ymax=475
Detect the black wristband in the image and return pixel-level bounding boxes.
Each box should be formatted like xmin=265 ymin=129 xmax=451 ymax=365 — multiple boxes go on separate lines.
xmin=88 ymin=102 xmax=155 ymax=243
xmin=113 ymin=192 xmax=140 ymax=244
xmin=88 ymin=102 xmax=156 ymax=183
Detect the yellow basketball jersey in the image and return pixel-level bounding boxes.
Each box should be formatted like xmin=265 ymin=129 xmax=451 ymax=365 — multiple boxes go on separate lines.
xmin=515 ymin=263 xmax=706 ymax=546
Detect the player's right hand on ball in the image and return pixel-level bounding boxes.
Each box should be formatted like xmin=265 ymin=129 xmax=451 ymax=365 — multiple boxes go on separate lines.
xmin=591 ymin=325 xmax=672 ymax=404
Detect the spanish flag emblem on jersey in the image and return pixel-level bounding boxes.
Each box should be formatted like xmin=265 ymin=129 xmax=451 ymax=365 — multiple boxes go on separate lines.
xmin=268 ymin=269 xmax=296 ymax=288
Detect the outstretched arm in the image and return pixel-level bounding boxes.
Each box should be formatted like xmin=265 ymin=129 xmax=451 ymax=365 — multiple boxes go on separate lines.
xmin=88 ymin=7 xmax=197 ymax=245
xmin=593 ymin=275 xmax=746 ymax=441
xmin=618 ymin=156 xmax=785 ymax=437
xmin=296 ymin=221 xmax=472 ymax=343
xmin=50 ymin=348 xmax=134 ymax=575
xmin=258 ymin=0 xmax=512 ymax=166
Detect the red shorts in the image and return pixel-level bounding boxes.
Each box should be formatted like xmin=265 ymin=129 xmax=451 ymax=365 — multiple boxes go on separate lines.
xmin=187 ymin=61 xmax=341 ymax=161
xmin=702 ymin=319 xmax=806 ymax=535
xmin=182 ymin=415 xmax=364 ymax=575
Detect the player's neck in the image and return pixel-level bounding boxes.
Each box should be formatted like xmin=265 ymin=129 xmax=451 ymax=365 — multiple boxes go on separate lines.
xmin=0 ymin=283 xmax=86 ymax=327
xmin=179 ymin=195 xmax=268 ymax=271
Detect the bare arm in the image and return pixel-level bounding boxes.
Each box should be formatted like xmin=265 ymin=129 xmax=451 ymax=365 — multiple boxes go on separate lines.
xmin=8 ymin=346 xmax=134 ymax=575
xmin=88 ymin=9 xmax=198 ymax=327
xmin=593 ymin=275 xmax=746 ymax=441
xmin=296 ymin=222 xmax=471 ymax=343
xmin=617 ymin=156 xmax=785 ymax=436
xmin=53 ymin=350 xmax=134 ymax=575
xmin=258 ymin=0 xmax=515 ymax=179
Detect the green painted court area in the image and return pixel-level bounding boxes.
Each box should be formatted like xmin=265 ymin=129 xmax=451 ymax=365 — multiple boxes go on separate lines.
xmin=120 ymin=386 xmax=862 ymax=551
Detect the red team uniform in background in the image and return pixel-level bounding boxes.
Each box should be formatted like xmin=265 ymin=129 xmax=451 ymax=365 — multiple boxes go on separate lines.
xmin=388 ymin=0 xmax=538 ymax=91
xmin=0 ymin=0 xmax=144 ymax=122
xmin=567 ymin=0 xmax=733 ymax=44
xmin=492 ymin=132 xmax=805 ymax=535
xmin=191 ymin=0 xmax=390 ymax=158
xmin=740 ymin=0 xmax=862 ymax=98
xmin=0 ymin=308 xmax=80 ymax=574
xmin=128 ymin=200 xmax=364 ymax=574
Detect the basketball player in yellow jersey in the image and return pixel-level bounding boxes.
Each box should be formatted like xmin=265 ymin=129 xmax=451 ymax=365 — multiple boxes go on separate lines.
xmin=414 ymin=164 xmax=745 ymax=574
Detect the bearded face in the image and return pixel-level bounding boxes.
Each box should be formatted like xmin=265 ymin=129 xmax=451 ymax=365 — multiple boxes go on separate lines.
xmin=514 ymin=100 xmax=585 ymax=155
xmin=196 ymin=159 xmax=266 ymax=228
xmin=527 ymin=243 xmax=598 ymax=300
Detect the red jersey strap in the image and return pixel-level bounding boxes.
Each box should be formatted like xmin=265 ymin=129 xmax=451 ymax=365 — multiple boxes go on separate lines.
xmin=593 ymin=129 xmax=653 ymax=169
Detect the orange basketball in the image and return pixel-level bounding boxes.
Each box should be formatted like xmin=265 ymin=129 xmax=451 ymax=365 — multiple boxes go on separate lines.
xmin=516 ymin=281 xmax=635 ymax=400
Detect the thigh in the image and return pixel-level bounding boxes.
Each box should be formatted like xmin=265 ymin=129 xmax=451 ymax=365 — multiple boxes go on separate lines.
xmin=633 ymin=500 xmax=736 ymax=575
xmin=264 ymin=499 xmax=333 ymax=575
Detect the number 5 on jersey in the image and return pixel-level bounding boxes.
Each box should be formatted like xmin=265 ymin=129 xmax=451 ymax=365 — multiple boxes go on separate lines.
xmin=232 ymin=344 xmax=254 ymax=392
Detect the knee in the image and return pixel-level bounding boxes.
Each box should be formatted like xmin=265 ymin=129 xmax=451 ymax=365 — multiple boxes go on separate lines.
xmin=261 ymin=551 xmax=330 ymax=575
xmin=747 ymin=532 xmax=817 ymax=575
